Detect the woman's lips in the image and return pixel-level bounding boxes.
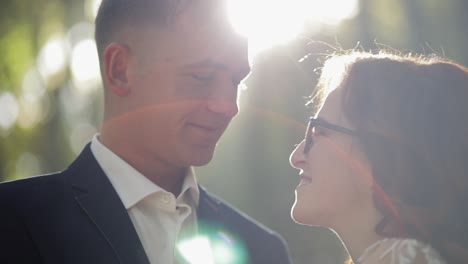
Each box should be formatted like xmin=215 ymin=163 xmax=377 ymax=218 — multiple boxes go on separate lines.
xmin=298 ymin=175 xmax=312 ymax=187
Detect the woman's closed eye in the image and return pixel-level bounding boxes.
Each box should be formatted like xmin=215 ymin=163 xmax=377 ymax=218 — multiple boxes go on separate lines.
xmin=315 ymin=127 xmax=329 ymax=137
xmin=309 ymin=127 xmax=326 ymax=139
xmin=304 ymin=126 xmax=328 ymax=153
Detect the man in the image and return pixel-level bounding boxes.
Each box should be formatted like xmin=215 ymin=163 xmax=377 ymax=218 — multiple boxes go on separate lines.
xmin=0 ymin=0 xmax=292 ymax=263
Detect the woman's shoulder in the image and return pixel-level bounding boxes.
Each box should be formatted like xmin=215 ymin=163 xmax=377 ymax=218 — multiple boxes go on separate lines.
xmin=357 ymin=238 xmax=446 ymax=264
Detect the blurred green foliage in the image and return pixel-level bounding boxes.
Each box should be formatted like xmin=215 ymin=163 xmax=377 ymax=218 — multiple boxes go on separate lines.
xmin=1 ymin=0 xmax=467 ymax=263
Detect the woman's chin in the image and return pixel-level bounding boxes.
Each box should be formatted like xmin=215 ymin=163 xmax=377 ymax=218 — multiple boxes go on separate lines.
xmin=291 ymin=205 xmax=310 ymax=225
xmin=291 ymin=204 xmax=328 ymax=227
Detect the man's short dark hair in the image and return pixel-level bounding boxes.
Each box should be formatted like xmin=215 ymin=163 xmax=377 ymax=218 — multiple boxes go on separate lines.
xmin=95 ymin=0 xmax=176 ymax=63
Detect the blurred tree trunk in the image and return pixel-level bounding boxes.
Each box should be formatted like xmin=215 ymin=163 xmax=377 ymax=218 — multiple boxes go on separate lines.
xmin=402 ymin=0 xmax=425 ymax=47
xmin=455 ymin=0 xmax=468 ymax=63
xmin=355 ymin=0 xmax=375 ymax=49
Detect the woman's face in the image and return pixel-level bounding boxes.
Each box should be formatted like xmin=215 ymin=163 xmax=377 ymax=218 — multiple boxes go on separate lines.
xmin=289 ymin=88 xmax=374 ymax=227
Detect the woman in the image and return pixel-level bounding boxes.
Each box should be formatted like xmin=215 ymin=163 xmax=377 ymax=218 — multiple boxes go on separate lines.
xmin=290 ymin=51 xmax=468 ymax=263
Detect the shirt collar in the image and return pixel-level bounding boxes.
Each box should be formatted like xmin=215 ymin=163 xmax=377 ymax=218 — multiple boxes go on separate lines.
xmin=90 ymin=134 xmax=200 ymax=209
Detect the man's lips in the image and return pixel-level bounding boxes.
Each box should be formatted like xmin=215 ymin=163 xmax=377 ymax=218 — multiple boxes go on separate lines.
xmin=190 ymin=124 xmax=215 ymax=131
xmin=188 ymin=122 xmax=226 ymax=132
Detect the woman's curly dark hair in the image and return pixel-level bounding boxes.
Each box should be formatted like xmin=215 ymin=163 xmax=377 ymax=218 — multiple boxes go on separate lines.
xmin=312 ymin=51 xmax=468 ymax=263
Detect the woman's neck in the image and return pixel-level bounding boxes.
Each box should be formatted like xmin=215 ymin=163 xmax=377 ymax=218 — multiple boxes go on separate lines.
xmin=332 ymin=207 xmax=384 ymax=262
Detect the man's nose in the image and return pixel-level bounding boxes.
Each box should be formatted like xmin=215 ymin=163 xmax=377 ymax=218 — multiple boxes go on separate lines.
xmin=206 ymin=98 xmax=239 ymax=118
xmin=206 ymin=78 xmax=239 ymax=118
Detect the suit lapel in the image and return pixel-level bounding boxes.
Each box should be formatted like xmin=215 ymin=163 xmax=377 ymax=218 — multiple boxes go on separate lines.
xmin=196 ymin=188 xmax=251 ymax=263
xmin=66 ymin=145 xmax=150 ymax=264
xmin=197 ymin=186 xmax=245 ymax=236
xmin=197 ymin=186 xmax=222 ymax=223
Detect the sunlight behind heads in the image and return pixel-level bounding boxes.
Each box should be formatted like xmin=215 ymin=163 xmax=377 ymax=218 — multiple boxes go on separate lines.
xmin=228 ymin=0 xmax=305 ymax=59
xmin=89 ymin=0 xmax=358 ymax=60
xmin=227 ymin=0 xmax=359 ymax=58
xmin=90 ymin=0 xmax=358 ymax=60
xmin=305 ymin=0 xmax=359 ymax=25
xmin=86 ymin=0 xmax=102 ymax=20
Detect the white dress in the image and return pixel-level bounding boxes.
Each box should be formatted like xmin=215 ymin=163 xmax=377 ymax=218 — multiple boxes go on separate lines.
xmin=357 ymin=238 xmax=446 ymax=264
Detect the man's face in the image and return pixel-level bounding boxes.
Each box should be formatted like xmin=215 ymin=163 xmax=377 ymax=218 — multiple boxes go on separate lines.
xmin=119 ymin=0 xmax=250 ymax=168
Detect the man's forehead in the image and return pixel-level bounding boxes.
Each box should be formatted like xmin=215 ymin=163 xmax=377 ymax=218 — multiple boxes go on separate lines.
xmin=127 ymin=0 xmax=245 ymax=46
xmin=174 ymin=0 xmax=242 ymax=36
xmin=170 ymin=14 xmax=249 ymax=67
xmin=133 ymin=0 xmax=249 ymax=68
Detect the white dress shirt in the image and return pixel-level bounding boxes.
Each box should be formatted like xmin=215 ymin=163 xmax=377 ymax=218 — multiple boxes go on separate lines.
xmin=90 ymin=135 xmax=200 ymax=264
xmin=357 ymin=238 xmax=446 ymax=264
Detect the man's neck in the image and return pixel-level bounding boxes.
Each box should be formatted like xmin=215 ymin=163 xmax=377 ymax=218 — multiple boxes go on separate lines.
xmin=119 ymin=154 xmax=187 ymax=197
xmin=99 ymin=134 xmax=188 ymax=197
xmin=143 ymin=166 xmax=187 ymax=197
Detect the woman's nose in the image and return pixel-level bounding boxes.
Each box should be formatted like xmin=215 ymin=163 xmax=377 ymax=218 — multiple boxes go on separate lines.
xmin=290 ymin=140 xmax=306 ymax=169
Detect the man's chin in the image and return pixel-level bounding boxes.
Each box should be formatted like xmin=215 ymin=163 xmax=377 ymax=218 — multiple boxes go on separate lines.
xmin=191 ymin=159 xmax=212 ymax=167
xmin=187 ymin=148 xmax=216 ymax=167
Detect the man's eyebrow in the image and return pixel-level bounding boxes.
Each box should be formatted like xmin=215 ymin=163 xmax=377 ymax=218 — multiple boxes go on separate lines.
xmin=184 ymin=59 xmax=228 ymax=70
xmin=184 ymin=59 xmax=251 ymax=76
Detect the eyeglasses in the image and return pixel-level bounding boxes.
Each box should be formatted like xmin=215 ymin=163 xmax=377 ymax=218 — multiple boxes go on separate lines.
xmin=303 ymin=117 xmax=356 ymax=153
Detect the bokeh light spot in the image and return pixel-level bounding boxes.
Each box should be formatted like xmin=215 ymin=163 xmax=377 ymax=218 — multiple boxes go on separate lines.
xmin=70 ymin=39 xmax=101 ymax=94
xmin=227 ymin=0 xmax=359 ymax=58
xmin=0 ymin=92 xmax=19 ymax=131
xmin=15 ymin=152 xmax=42 ymax=179
xmin=37 ymin=35 xmax=67 ymax=81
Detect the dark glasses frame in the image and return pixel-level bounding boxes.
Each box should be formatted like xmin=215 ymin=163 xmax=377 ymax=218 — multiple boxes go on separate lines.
xmin=303 ymin=117 xmax=357 ymax=153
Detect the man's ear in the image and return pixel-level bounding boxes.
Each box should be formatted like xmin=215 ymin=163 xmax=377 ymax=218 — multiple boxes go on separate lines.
xmin=103 ymin=43 xmax=132 ymax=97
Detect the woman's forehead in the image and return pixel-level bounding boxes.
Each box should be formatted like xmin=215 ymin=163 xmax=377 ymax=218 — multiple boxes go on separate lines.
xmin=318 ymin=89 xmax=342 ymax=118
xmin=318 ymin=88 xmax=351 ymax=127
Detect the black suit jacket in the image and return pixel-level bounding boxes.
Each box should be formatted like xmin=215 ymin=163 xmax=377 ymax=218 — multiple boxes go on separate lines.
xmin=0 ymin=145 xmax=292 ymax=264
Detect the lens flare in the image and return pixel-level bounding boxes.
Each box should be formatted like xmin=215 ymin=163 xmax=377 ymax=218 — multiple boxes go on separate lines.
xmin=177 ymin=227 xmax=248 ymax=264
